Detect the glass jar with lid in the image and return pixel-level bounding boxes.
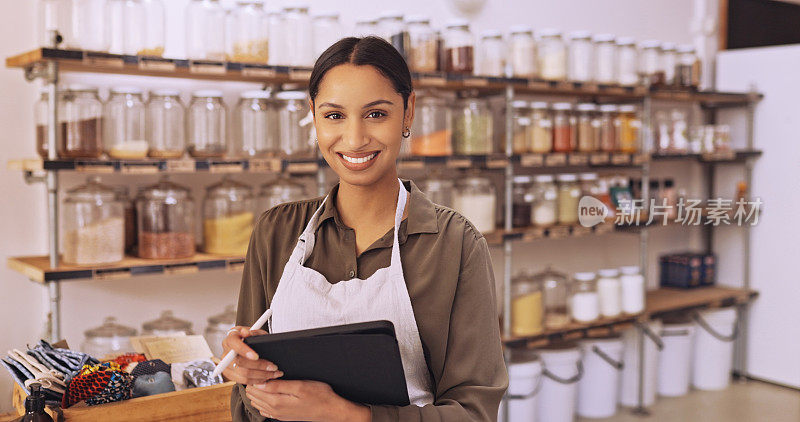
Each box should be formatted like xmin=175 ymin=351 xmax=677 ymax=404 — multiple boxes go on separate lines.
xmin=229 ymin=0 xmax=269 ymax=63
xmin=531 ymin=174 xmax=557 ymax=226
xmin=418 ymin=175 xmax=455 ymax=208
xmin=136 ymin=177 xmax=196 ymax=259
xmin=596 ymin=268 xmax=622 ymax=318
xmin=618 ymin=105 xmax=640 ymax=153
xmin=259 ymin=176 xmax=309 ymax=211
xmin=275 ymin=91 xmax=313 ymax=157
xmin=81 ymin=317 xmax=137 ymax=358
xmin=35 ymin=88 xmax=53 ymax=159
xmin=511 ymin=270 xmax=544 ymax=336
xmin=67 ymin=0 xmax=110 ymax=51
xmin=406 ymin=15 xmax=437 ymax=72
xmin=203 ymin=177 xmax=254 ymax=255
xmin=478 ymin=30 xmax=505 ymax=77
xmin=593 ymin=33 xmax=616 ymax=84
xmin=205 ymin=305 xmax=237 ymax=357
xmin=142 ymin=310 xmax=194 ymax=336
xmin=138 ymin=0 xmax=165 ymax=56
xmin=56 ymin=85 xmax=104 ymax=158
xmin=509 ymin=26 xmax=536 ymax=78
xmin=452 ymin=96 xmax=493 ymax=155
xmin=411 ymin=92 xmax=452 ymax=156
xmin=556 ymin=173 xmax=580 ymax=224
xmin=38 ymin=0 xmax=71 ymax=48
xmin=108 ymin=0 xmax=144 ymax=55
xmin=578 ymin=173 xmax=601 ymax=197
xmin=530 ymin=102 xmax=553 ymax=153
xmin=537 ymin=29 xmax=567 ymax=81
xmin=234 ymin=90 xmax=276 ymax=158
xmin=188 ymin=90 xmax=227 ymax=158
xmin=570 ymin=272 xmax=599 ymax=322
xmin=552 ymin=102 xmax=575 ymax=153
xmin=638 ymin=40 xmax=662 ymax=85
xmin=378 ymin=11 xmax=407 ymax=57
xmin=63 ymin=176 xmax=125 ymax=265
xmin=312 ymin=11 xmax=342 ymax=59
xmin=146 ymin=89 xmax=185 ymax=158
xmin=186 ymin=0 xmax=226 ymax=60
xmin=354 ymin=18 xmax=378 ymax=37
xmin=282 ymin=5 xmax=313 ymax=66
xmin=512 ymin=175 xmax=533 ymax=227
xmin=616 ymin=37 xmax=638 ymax=86
xmin=598 ymin=104 xmax=618 ymax=152
xmin=104 ymin=86 xmax=147 ymax=159
xmin=265 ymin=9 xmax=284 ymax=65
xmin=660 ymin=42 xmax=678 ymax=85
xmin=676 ymin=44 xmax=700 ymax=88
xmin=443 ymin=20 xmax=474 ymax=74
xmin=568 ymin=30 xmax=594 ymax=83
xmin=534 ymin=267 xmax=569 ymax=329
xmin=576 ymin=103 xmax=598 ymax=152
xmin=113 ymin=185 xmax=137 ymax=254
xmin=453 ymin=175 xmax=496 ymax=233
xmin=511 ymin=100 xmax=532 ymax=154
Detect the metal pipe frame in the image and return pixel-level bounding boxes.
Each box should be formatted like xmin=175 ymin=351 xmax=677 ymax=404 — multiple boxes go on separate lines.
xmin=500 ymin=84 xmax=515 ymax=422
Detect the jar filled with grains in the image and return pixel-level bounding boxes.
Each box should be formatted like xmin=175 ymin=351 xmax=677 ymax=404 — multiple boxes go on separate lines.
xmin=203 ymin=177 xmax=255 ymax=256
xmin=136 ymin=177 xmax=196 ymax=259
xmin=552 ymin=102 xmax=575 ymax=153
xmin=556 ymin=173 xmax=581 ymax=224
xmin=62 ymin=177 xmax=125 ymax=265
xmin=452 ymin=96 xmax=494 ymax=155
xmin=598 ymin=104 xmax=618 ymax=152
xmin=530 ymin=102 xmax=553 ymax=153
xmin=531 ymin=174 xmax=558 ymax=227
xmin=576 ymin=103 xmax=598 ymax=152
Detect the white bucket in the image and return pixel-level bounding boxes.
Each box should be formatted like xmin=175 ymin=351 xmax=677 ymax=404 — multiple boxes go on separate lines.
xmin=619 ymin=319 xmax=662 ymax=407
xmin=657 ymin=317 xmax=696 ymax=397
xmin=499 ymin=349 xmax=543 ymax=422
xmin=577 ymin=336 xmax=625 ymax=419
xmin=692 ymin=308 xmax=738 ymax=391
xmin=537 ymin=343 xmax=583 ymax=422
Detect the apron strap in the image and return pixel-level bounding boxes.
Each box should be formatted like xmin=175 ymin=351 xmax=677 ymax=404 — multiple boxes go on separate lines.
xmin=390 ymin=179 xmax=408 ymax=269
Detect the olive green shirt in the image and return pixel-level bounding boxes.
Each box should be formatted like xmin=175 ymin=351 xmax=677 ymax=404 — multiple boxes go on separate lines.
xmin=232 ymin=179 xmax=508 ymax=422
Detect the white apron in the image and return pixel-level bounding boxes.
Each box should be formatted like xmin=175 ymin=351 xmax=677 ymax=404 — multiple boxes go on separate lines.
xmin=267 ymin=179 xmax=434 ymax=406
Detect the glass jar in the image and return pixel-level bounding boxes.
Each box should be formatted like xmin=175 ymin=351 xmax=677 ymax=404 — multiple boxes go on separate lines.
xmin=136 ymin=177 xmax=196 ymax=259
xmin=56 ymin=86 xmax=104 ymax=158
xmin=671 ymin=109 xmax=689 ymax=152
xmin=570 ymin=272 xmax=599 ymax=322
xmin=142 ymin=310 xmax=194 ymax=336
xmin=593 ymin=33 xmax=616 ymax=84
xmin=234 ymin=90 xmax=276 ymax=158
xmin=676 ymin=45 xmax=701 ymax=88
xmin=537 ymin=29 xmax=567 ymax=81
xmin=378 ymin=11 xmax=407 ymax=58
xmin=108 ymin=0 xmax=144 ymax=55
xmin=113 ymin=185 xmax=137 ymax=254
xmin=578 ymin=173 xmax=601 ymax=198
xmin=478 ymin=30 xmax=505 ymax=77
xmin=531 ymin=174 xmax=557 ymax=227
xmin=205 ymin=305 xmax=236 ymax=358
xmin=283 ymin=5 xmax=313 ymax=66
xmin=138 ymin=0 xmax=165 ymax=56
xmin=265 ymin=9 xmax=284 ymax=65
xmin=598 ymin=104 xmax=618 ymax=152
xmin=452 ymin=96 xmax=493 ymax=155
xmin=146 ymin=89 xmax=186 ymax=158
xmin=597 ymin=268 xmax=622 ymax=318
xmin=418 ymin=175 xmax=455 ymax=208
xmin=530 ymin=102 xmax=553 ymax=153
xmin=660 ymin=42 xmax=678 ymax=85
xmin=104 ymin=87 xmax=147 ymax=159
xmin=63 ymin=177 xmax=125 ymax=265
xmin=509 ymin=26 xmax=536 ymax=78
xmin=511 ymin=271 xmax=544 ymax=336
xmin=68 ymin=0 xmax=110 ymax=51
xmin=552 ymin=102 xmax=575 ymax=153
xmin=35 ymin=89 xmax=53 ymax=159
xmin=443 ymin=20 xmax=474 ymax=74
xmin=275 ymin=91 xmax=312 ymax=157
xmin=534 ymin=267 xmax=569 ymax=329
xmin=453 ymin=175 xmax=496 ymax=233
xmin=38 ymin=0 xmax=71 ymax=48
xmin=186 ymin=0 xmax=226 ymax=60
xmin=568 ymin=30 xmax=594 ymax=83
xmin=411 ymin=93 xmax=451 ymax=156
xmin=203 ymin=177 xmax=254 ymax=255
xmin=188 ymin=90 xmax=227 ymax=158
xmin=406 ymin=16 xmax=437 ymax=72
xmin=512 ymin=176 xmax=533 ymax=228
xmin=576 ymin=103 xmax=598 ymax=152
xmin=81 ymin=317 xmax=137 ymax=358
xmin=556 ymin=173 xmax=580 ymax=224
xmin=229 ymin=0 xmax=269 ymax=63
xmin=638 ymin=40 xmax=662 ymax=85
xmin=616 ymin=37 xmax=638 ymax=86
xmin=354 ymin=18 xmax=378 ymax=37
xmin=259 ymin=176 xmax=309 ymax=211
xmin=312 ymin=12 xmax=342 ymax=59
xmin=619 ymin=266 xmax=644 ymax=314
xmin=511 ymin=100 xmax=532 ymax=154
xmin=618 ymin=105 xmax=640 ymax=153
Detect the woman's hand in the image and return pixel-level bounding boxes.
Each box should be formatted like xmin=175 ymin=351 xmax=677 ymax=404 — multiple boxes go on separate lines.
xmin=245 ymin=380 xmax=371 ymax=422
xmin=221 ymin=326 xmax=283 ymax=385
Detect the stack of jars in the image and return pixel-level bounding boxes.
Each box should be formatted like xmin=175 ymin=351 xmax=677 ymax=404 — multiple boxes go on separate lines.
xmin=511 ymin=172 xmax=614 ymax=229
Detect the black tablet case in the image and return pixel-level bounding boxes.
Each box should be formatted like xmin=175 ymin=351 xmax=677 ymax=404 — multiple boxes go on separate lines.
xmin=244 ymin=320 xmax=410 ymax=406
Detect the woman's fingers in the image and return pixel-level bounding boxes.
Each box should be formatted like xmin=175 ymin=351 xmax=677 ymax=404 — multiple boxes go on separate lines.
xmin=222 ymin=329 xmax=259 ymax=360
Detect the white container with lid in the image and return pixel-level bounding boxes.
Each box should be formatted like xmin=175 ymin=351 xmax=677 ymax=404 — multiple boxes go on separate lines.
xmin=478 ymin=29 xmax=506 ymax=77
xmin=578 ymin=336 xmax=625 ymax=418
xmin=660 ymin=42 xmax=678 ymax=85
xmin=615 ymin=37 xmax=638 ymax=86
xmin=619 ymin=265 xmax=644 ymax=314
xmin=597 ymin=268 xmax=622 ymax=318
xmin=509 ymin=25 xmax=536 ymax=78
xmin=538 ymin=343 xmax=583 ymax=422
xmin=500 ymin=348 xmax=543 ymax=422
xmin=532 ymin=174 xmax=557 ymax=227
xmin=692 ymin=308 xmax=738 ymax=391
xmin=619 ymin=319 xmax=662 ymax=407
xmin=570 ymin=271 xmax=599 ymax=322
xmin=658 ymin=315 xmax=696 ymax=397
xmin=568 ymin=30 xmax=593 ymax=83
xmin=638 ymin=39 xmax=662 ymax=83
xmin=538 ymin=28 xmax=567 ymax=81
xmin=593 ymin=33 xmax=616 ymax=84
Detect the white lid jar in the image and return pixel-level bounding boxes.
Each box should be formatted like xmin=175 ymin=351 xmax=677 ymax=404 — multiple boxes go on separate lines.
xmin=142 ymin=310 xmax=194 ymax=336
xmin=597 ymin=268 xmax=622 ymax=318
xmin=312 ymin=12 xmax=342 ymax=59
xmin=478 ymin=30 xmax=506 ymax=77
xmin=593 ymin=33 xmax=616 ymax=84
xmin=443 ymin=20 xmax=474 ymax=74
xmin=568 ymin=30 xmax=594 ymax=83
xmin=453 ymin=175 xmax=496 ymax=234
xmin=619 ymin=266 xmax=644 ymax=314
xmin=509 ymin=26 xmax=536 ymax=78
xmin=570 ymin=272 xmax=599 ymax=322
xmin=406 ymin=16 xmax=437 ymax=72
xmin=616 ymin=37 xmax=638 ymax=86
xmin=531 ymin=174 xmax=557 ymax=227
xmin=537 ymin=29 xmax=567 ymax=81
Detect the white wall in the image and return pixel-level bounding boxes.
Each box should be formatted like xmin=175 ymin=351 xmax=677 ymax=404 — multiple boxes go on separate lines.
xmin=0 ymin=0 xmax=702 ymax=412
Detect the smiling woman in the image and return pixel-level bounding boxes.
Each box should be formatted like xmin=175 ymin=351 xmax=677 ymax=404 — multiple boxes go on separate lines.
xmin=224 ymin=36 xmax=508 ymax=422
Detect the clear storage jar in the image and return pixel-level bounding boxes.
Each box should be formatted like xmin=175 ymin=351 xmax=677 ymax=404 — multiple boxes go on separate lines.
xmin=509 ymin=26 xmax=536 ymax=78
xmin=512 ymin=175 xmax=533 ymax=227
xmin=312 ymin=12 xmax=342 ymax=59
xmin=660 ymin=42 xmax=677 ymax=85
xmin=104 ymin=87 xmax=147 ymax=159
xmin=530 ymin=102 xmax=553 ymax=153
xmin=139 ymin=0 xmax=165 ymax=56
xmin=186 ymin=0 xmax=226 ymax=60
xmin=108 ymin=0 xmax=144 ymax=55
xmin=443 ymin=20 xmax=474 ymax=74
xmin=638 ymin=40 xmax=662 ymax=85
xmin=259 ymin=177 xmax=308 ymax=211
xmin=411 ymin=93 xmax=451 ymax=156
xmin=576 ymin=103 xmax=598 ymax=152
xmin=556 ymin=173 xmax=580 ymax=224
xmin=82 ymin=317 xmax=137 ymax=358
xmin=593 ymin=33 xmax=616 ymax=84
xmin=146 ymin=89 xmax=185 ymax=158
xmin=531 ymin=174 xmax=557 ymax=227
xmin=552 ymin=102 xmax=575 ymax=153
xmin=205 ymin=305 xmax=236 ymax=357
xmin=275 ymin=91 xmax=312 ymax=157
xmin=453 ymin=175 xmax=496 ymax=233
xmin=62 ymin=176 xmax=125 ymax=265
xmin=55 ymin=86 xmax=104 ymax=159
xmin=234 ymin=90 xmax=276 ymax=157
xmin=512 ymin=271 xmax=544 ymax=336
xmin=570 ymin=272 xmax=599 ymax=322
xmin=142 ymin=310 xmax=194 ymax=336
xmin=478 ymin=30 xmax=505 ymax=77
xmin=579 ymin=172 xmax=601 ymax=198
xmin=68 ymin=0 xmax=110 ymax=51
xmin=511 ymin=100 xmax=532 ymax=154
xmin=229 ymin=0 xmax=269 ymax=63
xmin=203 ymin=177 xmax=254 ymax=255
xmin=452 ymin=96 xmax=493 ymax=155
xmin=418 ymin=175 xmax=455 ymax=209
xmin=598 ymin=104 xmax=618 ymax=152
xmin=265 ymin=9 xmax=284 ymax=65
xmin=378 ymin=11 xmax=407 ymax=58
xmin=136 ymin=177 xmax=196 ymax=259
xmin=188 ymin=90 xmax=227 ymax=158
xmin=616 ymin=37 xmax=638 ymax=86
xmin=619 ymin=266 xmax=644 ymax=314
xmin=568 ymin=30 xmax=594 ymax=83
xmin=537 ymin=29 xmax=567 ymax=81
xmin=38 ymin=0 xmax=71 ymax=47
xmin=406 ymin=16 xmax=437 ymax=72
xmin=676 ymin=45 xmax=700 ymax=88
xmin=35 ymin=89 xmax=53 ymax=159
xmin=618 ymin=105 xmax=640 ymax=153
xmin=282 ymin=5 xmax=313 ymax=66
xmin=534 ymin=267 xmax=569 ymax=329
xmin=597 ymin=268 xmax=622 ymax=318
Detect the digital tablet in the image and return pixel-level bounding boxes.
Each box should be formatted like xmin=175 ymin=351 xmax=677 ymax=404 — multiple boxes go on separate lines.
xmin=244 ymin=320 xmax=410 ymax=406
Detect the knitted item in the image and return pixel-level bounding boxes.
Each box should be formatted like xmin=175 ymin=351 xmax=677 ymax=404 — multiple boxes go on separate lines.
xmin=109 ymin=353 xmax=147 ymax=372
xmin=62 ymin=362 xmax=133 ymax=408
xmin=130 ymin=359 xmax=171 ymax=379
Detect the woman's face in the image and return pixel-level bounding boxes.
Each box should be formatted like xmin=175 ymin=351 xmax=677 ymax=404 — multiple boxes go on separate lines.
xmin=311 ymin=63 xmax=415 ymax=188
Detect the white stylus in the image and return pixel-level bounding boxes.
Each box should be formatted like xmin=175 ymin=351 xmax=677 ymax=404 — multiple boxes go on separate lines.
xmin=211 ymin=308 xmax=272 ymax=379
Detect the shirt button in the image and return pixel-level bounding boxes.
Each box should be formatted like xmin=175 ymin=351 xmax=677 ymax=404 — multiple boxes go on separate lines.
xmin=348 ymin=270 xmax=355 ymax=278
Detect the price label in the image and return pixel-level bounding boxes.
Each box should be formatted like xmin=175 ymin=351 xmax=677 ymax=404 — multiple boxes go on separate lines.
xmin=286 ymin=162 xmax=318 ymax=173
xmin=209 ymin=162 xmax=245 ymax=173
xmin=289 ymin=69 xmax=312 ymax=81
xmin=164 ymin=263 xmax=199 ymax=275
xmin=446 ymin=157 xmax=471 ymax=168
xmin=545 ymin=153 xmax=567 ymax=167
xmin=249 ymin=158 xmax=281 ymax=173
xmin=521 ymin=227 xmax=545 ymax=242
xmin=572 ymin=226 xmax=592 ymax=237
xmin=121 ymin=162 xmax=160 ymax=174
xmin=701 ymin=151 xmax=736 ymax=161
xmin=76 ymin=162 xmax=115 ymax=173
xmin=165 ymin=160 xmax=195 ymax=173
xmin=520 ymin=154 xmax=544 ymax=167
xmin=463 ymin=78 xmax=489 ymax=87
xmin=568 ymin=154 xmax=589 ymax=166
xmin=94 ymin=268 xmax=132 ymax=281
xmin=242 ymin=65 xmax=277 ymax=78
xmin=139 ymin=57 xmax=176 ymax=72
xmin=590 ymin=153 xmax=610 ymax=165
xmin=398 ymin=160 xmax=425 ymax=171
xmin=190 ymin=61 xmax=226 ymax=75
xmin=547 ymin=226 xmax=571 ymax=239
xmin=487 ymin=158 xmax=508 ymax=168
xmin=611 ymin=153 xmax=631 ymax=165
xmin=83 ymin=52 xmax=124 ymax=68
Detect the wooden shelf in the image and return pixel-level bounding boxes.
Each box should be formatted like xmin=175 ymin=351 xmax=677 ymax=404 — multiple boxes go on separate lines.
xmin=7 ymin=156 xmax=321 ymax=174
xmin=651 ymin=149 xmax=762 ymax=163
xmin=484 ymin=220 xmax=619 ymax=246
